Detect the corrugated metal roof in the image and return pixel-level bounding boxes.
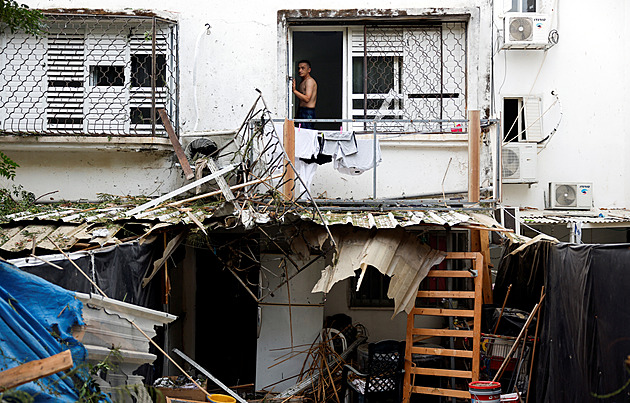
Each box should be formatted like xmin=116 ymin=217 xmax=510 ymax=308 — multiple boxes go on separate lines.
xmin=0 ymin=202 xmax=504 ymax=253
xmin=520 ymin=209 xmax=630 ymax=225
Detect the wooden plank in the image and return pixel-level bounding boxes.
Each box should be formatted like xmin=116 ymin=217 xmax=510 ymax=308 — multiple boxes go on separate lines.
xmin=472 ymin=252 xmax=483 ymax=381
xmin=124 ymin=164 xmax=235 ymax=217
xmin=411 ymin=328 xmax=473 ymax=338
xmin=416 ymin=290 xmax=475 ymax=299
xmin=411 ymin=386 xmax=471 ymax=399
xmin=206 ymin=158 xmax=235 ymax=202
xmin=411 ymin=346 xmax=473 ymax=358
xmin=411 ymin=308 xmax=474 ymax=317
xmin=479 ymin=227 xmax=494 ymax=304
xmin=409 ymin=367 xmax=472 ymax=379
xmin=282 ymin=119 xmax=295 ymax=200
xmin=403 ymin=294 xmax=415 ymax=403
xmin=468 ymin=110 xmax=480 ymax=204
xmin=443 ymin=252 xmax=479 ymax=260
xmin=426 ymin=269 xmax=473 ymax=278
xmin=0 ymin=350 xmax=73 ymax=392
xmin=158 ymin=108 xmax=194 ymax=180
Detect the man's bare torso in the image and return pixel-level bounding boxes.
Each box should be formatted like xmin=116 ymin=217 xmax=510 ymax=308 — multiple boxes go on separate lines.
xmin=299 ymin=77 xmax=317 ymax=108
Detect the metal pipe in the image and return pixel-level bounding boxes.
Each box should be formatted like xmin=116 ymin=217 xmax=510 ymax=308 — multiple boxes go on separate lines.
xmin=151 ymin=17 xmax=157 ymax=137
xmin=373 ymin=120 xmax=377 ymax=199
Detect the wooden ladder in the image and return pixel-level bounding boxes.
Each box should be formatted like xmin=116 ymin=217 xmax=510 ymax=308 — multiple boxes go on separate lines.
xmin=402 ymin=252 xmax=484 ymax=401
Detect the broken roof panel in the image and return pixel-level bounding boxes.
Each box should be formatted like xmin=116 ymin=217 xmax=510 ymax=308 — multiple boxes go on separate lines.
xmin=520 ymin=209 xmax=630 ymax=225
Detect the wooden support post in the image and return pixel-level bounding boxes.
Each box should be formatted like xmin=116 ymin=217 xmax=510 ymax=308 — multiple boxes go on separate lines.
xmin=0 ymin=350 xmax=73 ymax=392
xmin=158 ymin=108 xmax=194 ymax=180
xmin=283 ymin=119 xmax=295 ymax=200
xmin=468 ymin=110 xmax=493 ymax=303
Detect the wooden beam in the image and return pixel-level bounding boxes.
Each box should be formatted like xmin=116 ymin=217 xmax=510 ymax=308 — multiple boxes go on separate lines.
xmin=0 ymin=350 xmax=73 ymax=392
xmin=282 ymin=119 xmax=295 ymax=200
xmin=158 ymin=108 xmax=194 ymax=180
xmin=468 ymin=110 xmax=480 ymax=204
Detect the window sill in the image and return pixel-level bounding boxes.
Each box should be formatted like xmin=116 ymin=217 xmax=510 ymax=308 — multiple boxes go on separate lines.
xmin=355 ymin=133 xmax=469 ymax=148
xmin=0 ymin=135 xmax=174 ymax=152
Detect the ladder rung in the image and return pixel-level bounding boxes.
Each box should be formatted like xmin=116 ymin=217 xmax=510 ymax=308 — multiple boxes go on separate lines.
xmin=411 ymin=308 xmax=474 ymax=317
xmin=409 ymin=367 xmax=472 ymax=378
xmin=411 ymin=386 xmax=471 ymax=399
xmin=411 ymin=328 xmax=473 ymax=337
xmin=427 ymin=270 xmax=473 ymax=278
xmin=411 ymin=346 xmax=473 ymax=358
xmin=416 ymin=291 xmax=475 ymax=298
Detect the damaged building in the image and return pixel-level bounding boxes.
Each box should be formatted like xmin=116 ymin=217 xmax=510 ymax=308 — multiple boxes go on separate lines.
xmin=1 ymin=0 xmax=630 ymax=402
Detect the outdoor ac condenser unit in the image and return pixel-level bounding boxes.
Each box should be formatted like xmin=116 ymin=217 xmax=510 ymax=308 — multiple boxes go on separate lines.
xmin=502 ymin=143 xmax=537 ymax=184
xmin=547 ymin=182 xmax=593 ymax=210
xmin=503 ymin=13 xmax=551 ymax=49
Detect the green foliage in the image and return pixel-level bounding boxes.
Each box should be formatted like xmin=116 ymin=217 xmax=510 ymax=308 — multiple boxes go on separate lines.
xmin=0 ymin=0 xmax=45 ymax=36
xmin=0 ymin=151 xmax=18 ymax=181
xmin=0 ymin=184 xmax=35 ymax=216
xmin=76 ymin=348 xmax=122 ymax=403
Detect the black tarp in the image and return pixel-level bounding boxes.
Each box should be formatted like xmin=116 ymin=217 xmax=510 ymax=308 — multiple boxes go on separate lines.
xmin=15 ymin=240 xmax=160 ymax=308
xmin=496 ymin=241 xmax=630 ymax=402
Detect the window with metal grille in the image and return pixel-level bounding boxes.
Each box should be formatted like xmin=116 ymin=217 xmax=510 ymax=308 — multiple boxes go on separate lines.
xmin=349 ymin=23 xmax=467 ymax=134
xmin=0 ymin=14 xmax=178 ymax=136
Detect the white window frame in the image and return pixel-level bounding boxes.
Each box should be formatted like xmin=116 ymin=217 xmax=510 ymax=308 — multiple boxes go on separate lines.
xmin=502 ymin=95 xmax=543 ymax=143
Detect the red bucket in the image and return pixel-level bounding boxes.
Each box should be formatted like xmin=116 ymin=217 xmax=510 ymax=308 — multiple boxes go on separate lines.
xmin=469 ymin=381 xmax=501 ymax=403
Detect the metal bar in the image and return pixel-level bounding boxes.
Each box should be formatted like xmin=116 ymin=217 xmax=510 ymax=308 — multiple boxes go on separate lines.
xmin=172 ymin=349 xmax=247 ymax=403
xmin=151 ymin=17 xmax=157 ymax=137
xmin=363 ymin=25 xmax=368 ymax=132
xmin=373 ymin=121 xmax=377 ymax=199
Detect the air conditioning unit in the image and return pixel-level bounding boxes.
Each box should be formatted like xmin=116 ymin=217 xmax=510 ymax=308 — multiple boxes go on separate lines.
xmin=503 ymin=13 xmax=551 ymax=49
xmin=502 ymin=143 xmax=537 ymax=183
xmin=547 ymin=182 xmax=593 ymax=210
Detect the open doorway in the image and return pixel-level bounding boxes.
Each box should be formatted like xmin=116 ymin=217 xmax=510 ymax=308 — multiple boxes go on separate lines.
xmin=292 ymin=31 xmax=343 ymax=131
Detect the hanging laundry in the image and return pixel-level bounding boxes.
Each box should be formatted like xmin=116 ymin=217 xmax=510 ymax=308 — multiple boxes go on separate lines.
xmin=334 ymin=138 xmax=382 ymax=176
xmin=320 ymin=130 xmax=358 ymax=157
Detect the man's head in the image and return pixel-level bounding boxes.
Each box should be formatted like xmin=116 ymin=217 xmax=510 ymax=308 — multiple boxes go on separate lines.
xmin=297 ymin=60 xmax=312 ymax=78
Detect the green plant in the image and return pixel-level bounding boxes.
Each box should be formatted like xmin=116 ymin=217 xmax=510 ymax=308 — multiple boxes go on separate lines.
xmin=0 ymin=151 xmax=18 ymax=180
xmin=0 ymin=0 xmax=45 ymax=36
xmin=0 ymin=184 xmax=35 ymax=216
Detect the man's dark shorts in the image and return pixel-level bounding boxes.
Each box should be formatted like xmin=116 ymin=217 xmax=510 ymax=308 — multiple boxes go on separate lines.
xmin=296 ymin=107 xmax=316 ymax=129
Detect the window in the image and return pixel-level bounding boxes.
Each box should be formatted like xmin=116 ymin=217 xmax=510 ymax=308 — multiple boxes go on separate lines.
xmin=349 ymin=266 xmax=394 ymax=308
xmin=508 ymin=0 xmax=537 ymax=13
xmin=348 ymin=23 xmax=467 ymax=133
xmin=503 ymin=96 xmax=543 ymax=143
xmin=0 ymin=14 xmax=178 ymax=136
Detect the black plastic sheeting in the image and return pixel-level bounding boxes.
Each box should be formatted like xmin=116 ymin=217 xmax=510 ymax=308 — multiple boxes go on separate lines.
xmin=17 ymin=240 xmax=161 ymax=308
xmin=495 ymin=241 xmax=630 ymax=402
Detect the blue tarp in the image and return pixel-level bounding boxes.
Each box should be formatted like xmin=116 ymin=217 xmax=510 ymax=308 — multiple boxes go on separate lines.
xmin=0 ymin=260 xmax=86 ymax=401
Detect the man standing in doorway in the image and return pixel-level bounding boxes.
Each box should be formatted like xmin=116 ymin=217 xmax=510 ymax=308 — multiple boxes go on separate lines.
xmin=292 ymin=60 xmax=318 ymax=129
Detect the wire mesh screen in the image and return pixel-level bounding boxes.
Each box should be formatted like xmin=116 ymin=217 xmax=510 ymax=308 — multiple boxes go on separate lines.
xmin=0 ymin=13 xmax=178 ymax=136
xmin=350 ymin=23 xmax=467 ymax=134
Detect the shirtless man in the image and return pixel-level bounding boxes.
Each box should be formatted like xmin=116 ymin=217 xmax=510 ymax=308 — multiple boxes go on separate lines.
xmin=292 ymin=60 xmax=318 ymax=129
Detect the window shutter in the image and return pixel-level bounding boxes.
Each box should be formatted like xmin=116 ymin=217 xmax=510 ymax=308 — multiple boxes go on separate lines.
xmin=46 ymin=32 xmax=85 ymax=133
xmin=524 ymin=95 xmax=543 ymax=142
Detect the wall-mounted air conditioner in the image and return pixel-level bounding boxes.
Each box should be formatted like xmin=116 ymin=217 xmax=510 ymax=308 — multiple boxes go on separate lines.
xmin=503 ymin=13 xmax=551 ymax=49
xmin=502 ymin=142 xmax=537 ymax=184
xmin=546 ymin=182 xmax=593 ymax=210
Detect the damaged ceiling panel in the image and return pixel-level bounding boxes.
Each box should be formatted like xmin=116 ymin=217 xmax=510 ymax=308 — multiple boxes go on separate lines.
xmin=312 ymin=227 xmax=447 ymax=318
xmin=520 ymin=208 xmax=630 ymax=225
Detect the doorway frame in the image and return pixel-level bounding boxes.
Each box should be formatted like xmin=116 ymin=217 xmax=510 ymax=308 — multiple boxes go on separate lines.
xmin=288 ymin=26 xmax=348 ymax=130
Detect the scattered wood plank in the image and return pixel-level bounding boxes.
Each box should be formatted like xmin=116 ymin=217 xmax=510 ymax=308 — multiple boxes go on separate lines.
xmin=158 ymin=108 xmax=194 ymax=180
xmin=207 ymin=159 xmax=235 ymax=202
xmin=0 ymin=350 xmax=73 ymax=392
xmin=124 ymin=164 xmax=235 ymax=217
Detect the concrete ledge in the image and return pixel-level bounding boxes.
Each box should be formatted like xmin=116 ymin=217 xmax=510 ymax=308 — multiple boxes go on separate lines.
xmin=0 ymin=136 xmax=175 ymax=152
